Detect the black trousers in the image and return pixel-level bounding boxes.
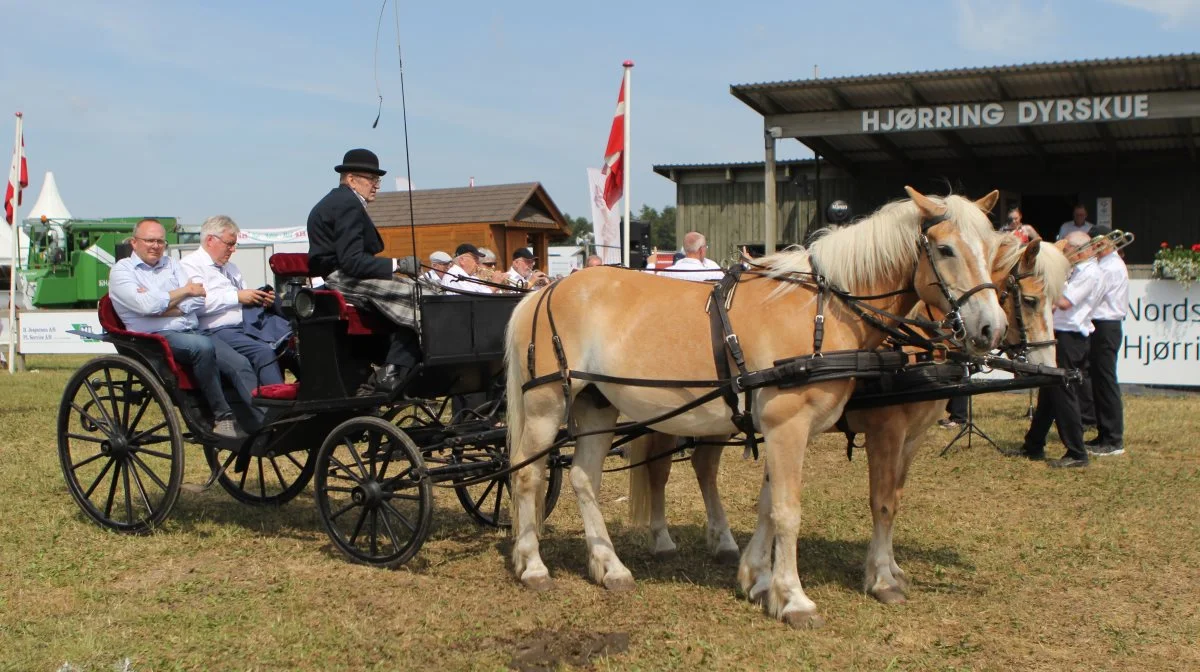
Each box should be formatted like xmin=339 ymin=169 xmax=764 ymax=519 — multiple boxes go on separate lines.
xmin=1024 ymin=330 xmax=1090 ymax=460
xmin=946 ymin=395 xmax=968 ymax=423
xmin=386 ymin=328 xmax=422 ymax=370
xmin=1089 ymin=320 xmax=1124 ymax=444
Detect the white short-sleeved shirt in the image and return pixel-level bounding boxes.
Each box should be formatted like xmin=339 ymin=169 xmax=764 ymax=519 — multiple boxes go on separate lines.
xmin=1054 ymin=258 xmax=1101 ymax=336
xmin=658 ymin=257 xmax=724 ymax=282
xmin=1091 ymin=253 xmax=1129 ymax=321
xmin=440 ymin=264 xmax=493 ymax=294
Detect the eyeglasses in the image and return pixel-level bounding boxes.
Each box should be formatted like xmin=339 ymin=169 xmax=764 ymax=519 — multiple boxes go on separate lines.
xmin=210 ymin=235 xmax=238 ymax=249
xmin=134 ymin=237 xmax=168 ymax=247
xmin=482 ymin=262 xmax=496 ymax=267
xmin=354 ymin=174 xmax=382 ymax=186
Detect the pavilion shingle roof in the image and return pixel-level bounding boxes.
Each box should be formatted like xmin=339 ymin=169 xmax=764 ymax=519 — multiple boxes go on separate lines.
xmin=366 ymin=182 xmax=565 ymax=231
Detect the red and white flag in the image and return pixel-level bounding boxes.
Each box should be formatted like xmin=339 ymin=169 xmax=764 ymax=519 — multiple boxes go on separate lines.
xmin=600 ymin=80 xmax=625 ymax=209
xmin=5 ymin=115 xmax=27 ymax=225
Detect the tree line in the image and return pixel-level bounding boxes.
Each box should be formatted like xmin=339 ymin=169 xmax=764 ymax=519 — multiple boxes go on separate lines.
xmin=556 ymin=205 xmax=677 ymax=250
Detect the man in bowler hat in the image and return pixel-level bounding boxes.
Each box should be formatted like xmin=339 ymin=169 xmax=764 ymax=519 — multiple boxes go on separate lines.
xmin=307 ymin=148 xmax=423 ymax=395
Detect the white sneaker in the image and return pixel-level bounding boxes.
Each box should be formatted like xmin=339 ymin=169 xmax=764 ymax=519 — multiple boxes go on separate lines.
xmin=212 ymin=418 xmax=239 ymax=439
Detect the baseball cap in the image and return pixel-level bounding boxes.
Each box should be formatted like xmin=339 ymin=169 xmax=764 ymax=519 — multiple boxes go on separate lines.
xmin=512 ymin=248 xmax=536 ymax=261
xmin=454 ymin=243 xmax=482 ymax=258
xmin=429 ymin=250 xmax=452 ymax=264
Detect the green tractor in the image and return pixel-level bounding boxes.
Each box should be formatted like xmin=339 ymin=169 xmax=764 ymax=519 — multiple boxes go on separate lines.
xmin=21 ymin=217 xmax=179 ymax=308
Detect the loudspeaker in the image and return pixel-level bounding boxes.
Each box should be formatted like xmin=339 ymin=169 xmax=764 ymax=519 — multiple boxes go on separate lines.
xmin=625 ymin=219 xmax=651 ymax=268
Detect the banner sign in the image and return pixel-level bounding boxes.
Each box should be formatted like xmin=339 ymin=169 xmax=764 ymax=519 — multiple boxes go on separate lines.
xmin=236 ymin=227 xmax=307 ymax=244
xmin=17 ymin=310 xmax=115 ymax=354
xmin=587 ymin=167 xmax=622 ymax=265
xmin=1117 ymin=279 xmax=1200 ymax=386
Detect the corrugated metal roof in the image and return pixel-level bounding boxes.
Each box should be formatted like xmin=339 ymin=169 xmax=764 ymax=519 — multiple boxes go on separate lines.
xmin=365 ymin=182 xmax=567 ymax=232
xmin=730 ymin=53 xmax=1200 ymax=168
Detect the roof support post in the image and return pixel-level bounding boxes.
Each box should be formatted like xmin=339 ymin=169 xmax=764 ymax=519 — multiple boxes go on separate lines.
xmin=765 ymin=126 xmax=779 ymax=254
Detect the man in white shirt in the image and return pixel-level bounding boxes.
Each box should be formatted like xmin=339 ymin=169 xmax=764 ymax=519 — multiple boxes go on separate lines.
xmin=441 ymin=243 xmax=493 ymax=294
xmin=1081 ymin=226 xmax=1128 ymax=456
xmin=109 ymin=218 xmax=259 ymax=438
xmin=505 ymin=248 xmax=549 ymax=289
xmin=1013 ymin=230 xmax=1100 ymax=468
xmin=181 ymin=215 xmax=284 ymax=386
xmin=1056 ymin=204 xmax=1094 ymax=241
xmin=422 ymin=251 xmax=452 ymax=283
xmin=659 ymin=232 xmax=724 ymax=282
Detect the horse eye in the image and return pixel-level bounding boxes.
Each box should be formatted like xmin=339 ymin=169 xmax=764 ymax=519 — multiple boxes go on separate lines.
xmin=1022 ymin=296 xmax=1039 ymax=307
xmin=936 ymin=245 xmax=955 ymax=258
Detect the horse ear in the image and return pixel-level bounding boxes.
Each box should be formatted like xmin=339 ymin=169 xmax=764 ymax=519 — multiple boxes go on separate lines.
xmin=1020 ymin=240 xmax=1041 ymax=272
xmin=904 ymin=186 xmax=946 ymax=218
xmin=993 ymin=234 xmax=1020 ymax=273
xmin=975 ymin=190 xmax=1000 ymax=214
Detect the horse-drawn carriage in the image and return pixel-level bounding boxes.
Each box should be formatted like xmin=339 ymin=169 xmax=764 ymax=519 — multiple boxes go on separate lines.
xmin=57 ymin=253 xmax=563 ymax=567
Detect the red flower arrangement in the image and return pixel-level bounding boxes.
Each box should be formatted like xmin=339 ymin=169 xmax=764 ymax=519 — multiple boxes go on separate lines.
xmin=1154 ymin=242 xmax=1200 ymax=288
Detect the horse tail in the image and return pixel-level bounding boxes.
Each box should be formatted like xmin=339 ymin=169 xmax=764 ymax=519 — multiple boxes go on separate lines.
xmin=627 ymin=434 xmax=652 ymax=527
xmin=505 ymin=291 xmax=536 ymax=526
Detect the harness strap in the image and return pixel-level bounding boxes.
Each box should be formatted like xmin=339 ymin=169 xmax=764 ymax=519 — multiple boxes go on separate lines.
xmin=708 ymin=267 xmax=759 ymax=459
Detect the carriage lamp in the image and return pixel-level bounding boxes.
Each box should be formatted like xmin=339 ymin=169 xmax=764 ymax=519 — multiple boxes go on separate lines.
xmin=292 ymin=288 xmax=317 ymax=319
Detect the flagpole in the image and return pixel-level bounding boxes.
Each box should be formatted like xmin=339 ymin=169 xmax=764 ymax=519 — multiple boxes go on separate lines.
xmin=7 ymin=112 xmax=22 ymax=374
xmin=621 ymin=61 xmax=633 ymax=268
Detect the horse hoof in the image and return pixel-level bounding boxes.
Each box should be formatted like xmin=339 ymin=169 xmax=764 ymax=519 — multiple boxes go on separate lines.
xmin=714 ymin=549 xmax=740 ymax=566
xmin=603 ymin=574 xmax=637 ymax=592
xmin=872 ymin=587 xmax=908 ymax=605
xmin=782 ymin=610 xmax=825 ymax=630
xmin=521 ymin=574 xmax=555 ymax=592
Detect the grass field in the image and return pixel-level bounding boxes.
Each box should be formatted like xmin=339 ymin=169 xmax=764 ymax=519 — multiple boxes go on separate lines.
xmin=2 ymin=355 xmax=1198 ymax=671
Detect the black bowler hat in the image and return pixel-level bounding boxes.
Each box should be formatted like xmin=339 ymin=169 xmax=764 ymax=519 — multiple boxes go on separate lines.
xmin=512 ymin=247 xmax=536 ymax=261
xmin=335 ymin=148 xmax=387 ymax=176
xmin=455 ymin=243 xmax=482 ymax=258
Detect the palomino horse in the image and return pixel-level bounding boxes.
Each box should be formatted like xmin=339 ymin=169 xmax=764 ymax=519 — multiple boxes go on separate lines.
xmin=505 ymin=187 xmax=1008 ymax=627
xmin=626 ymin=238 xmax=1070 ymax=607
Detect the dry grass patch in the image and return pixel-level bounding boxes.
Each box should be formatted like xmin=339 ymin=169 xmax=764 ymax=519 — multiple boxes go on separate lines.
xmin=2 ymin=355 xmax=1198 ymax=670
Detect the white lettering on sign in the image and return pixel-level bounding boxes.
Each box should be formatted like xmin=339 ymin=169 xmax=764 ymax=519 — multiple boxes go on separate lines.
xmin=860 ymin=94 xmax=1155 ymax=133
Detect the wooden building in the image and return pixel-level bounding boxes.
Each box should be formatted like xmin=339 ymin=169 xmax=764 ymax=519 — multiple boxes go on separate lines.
xmin=365 ymin=182 xmax=569 ymax=266
xmin=654 ymin=54 xmax=1200 ymax=265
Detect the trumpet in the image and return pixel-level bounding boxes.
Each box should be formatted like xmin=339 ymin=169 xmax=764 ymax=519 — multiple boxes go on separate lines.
xmin=1060 ymin=229 xmax=1135 ymax=265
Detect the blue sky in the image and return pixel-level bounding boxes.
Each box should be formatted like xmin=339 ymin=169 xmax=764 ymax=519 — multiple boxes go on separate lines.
xmin=3 ymin=0 xmax=1198 ymax=229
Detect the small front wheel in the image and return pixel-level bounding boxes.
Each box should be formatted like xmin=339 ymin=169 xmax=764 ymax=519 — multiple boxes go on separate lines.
xmin=314 ymin=416 xmax=433 ymax=567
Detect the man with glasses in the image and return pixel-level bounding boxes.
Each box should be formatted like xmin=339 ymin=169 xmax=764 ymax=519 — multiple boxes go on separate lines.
xmin=108 ymin=218 xmax=261 ymax=438
xmin=181 ymin=215 xmax=284 ymax=387
xmin=307 ymin=148 xmax=422 ymax=395
xmin=505 ymin=247 xmax=549 ymax=289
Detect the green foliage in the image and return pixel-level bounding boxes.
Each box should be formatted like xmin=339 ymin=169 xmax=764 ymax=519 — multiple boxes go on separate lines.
xmin=637 ymin=204 xmax=677 ymax=249
xmin=1152 ymin=242 xmax=1200 ymax=288
xmin=554 ymin=213 xmax=591 ymax=244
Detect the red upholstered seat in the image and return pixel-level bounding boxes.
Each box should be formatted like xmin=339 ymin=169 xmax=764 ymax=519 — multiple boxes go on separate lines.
xmin=252 ymin=382 xmax=299 ymax=400
xmin=270 ymin=252 xmax=313 ymax=278
xmin=97 ymin=295 xmax=197 ymax=390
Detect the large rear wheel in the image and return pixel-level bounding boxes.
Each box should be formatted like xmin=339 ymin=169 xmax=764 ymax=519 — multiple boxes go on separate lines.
xmin=315 ymin=417 xmax=433 ymax=567
xmin=57 ymin=355 xmax=184 ymax=533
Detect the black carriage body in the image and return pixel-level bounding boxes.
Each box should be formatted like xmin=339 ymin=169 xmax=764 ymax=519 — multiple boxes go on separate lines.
xmin=408 ymin=292 xmax=522 ymax=399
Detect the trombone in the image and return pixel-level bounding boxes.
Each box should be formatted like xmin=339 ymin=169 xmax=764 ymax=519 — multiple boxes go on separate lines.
xmin=1060 ymin=229 xmax=1135 ymax=265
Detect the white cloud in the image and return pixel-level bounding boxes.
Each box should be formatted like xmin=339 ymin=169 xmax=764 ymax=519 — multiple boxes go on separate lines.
xmin=1108 ymin=0 xmax=1200 ymax=27
xmin=954 ymin=0 xmax=1059 ymax=54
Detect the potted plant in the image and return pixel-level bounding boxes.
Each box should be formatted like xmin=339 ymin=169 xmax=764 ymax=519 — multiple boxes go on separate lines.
xmin=1152 ymin=242 xmax=1200 ymax=288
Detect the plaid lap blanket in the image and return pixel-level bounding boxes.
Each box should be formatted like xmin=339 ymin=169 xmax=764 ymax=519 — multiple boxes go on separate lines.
xmin=324 ymin=271 xmax=442 ymax=331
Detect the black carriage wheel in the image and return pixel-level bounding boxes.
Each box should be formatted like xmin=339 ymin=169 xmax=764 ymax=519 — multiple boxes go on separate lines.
xmin=452 ymin=450 xmax=563 ymax=528
xmin=57 ymin=355 xmax=184 ymax=534
xmin=202 ymin=442 xmax=315 ymax=506
xmin=315 ymin=416 xmax=433 ymax=568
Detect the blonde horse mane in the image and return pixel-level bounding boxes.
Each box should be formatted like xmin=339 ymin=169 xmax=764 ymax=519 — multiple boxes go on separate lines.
xmin=754 ymin=194 xmax=996 ymax=295
xmin=1034 ymin=240 xmax=1070 ymax=305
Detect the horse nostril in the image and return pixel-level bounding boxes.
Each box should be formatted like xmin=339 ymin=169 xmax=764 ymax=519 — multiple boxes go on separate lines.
xmin=981 ymin=324 xmax=993 ymax=342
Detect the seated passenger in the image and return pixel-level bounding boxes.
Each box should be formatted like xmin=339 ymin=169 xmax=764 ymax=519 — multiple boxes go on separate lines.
xmin=180 ymin=215 xmax=285 ymax=386
xmin=306 ymin=148 xmax=423 ymax=395
xmin=423 ymin=251 xmax=453 ymax=283
xmin=658 ymin=232 xmax=724 ymax=282
xmin=441 ymin=243 xmax=494 ymax=294
xmin=108 ymin=218 xmax=263 ymax=438
xmin=505 ymin=248 xmax=550 ymax=289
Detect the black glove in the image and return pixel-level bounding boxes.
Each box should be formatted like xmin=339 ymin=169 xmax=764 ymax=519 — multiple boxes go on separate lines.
xmin=394 ymin=256 xmax=420 ymax=277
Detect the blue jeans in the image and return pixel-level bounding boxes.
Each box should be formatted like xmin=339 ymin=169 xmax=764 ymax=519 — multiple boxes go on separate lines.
xmin=161 ymin=330 xmax=263 ymax=429
xmin=205 ymin=325 xmax=284 ymax=386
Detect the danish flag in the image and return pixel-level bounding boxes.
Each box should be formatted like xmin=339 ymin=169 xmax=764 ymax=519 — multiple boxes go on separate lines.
xmin=5 ymin=114 xmax=27 ymax=225
xmin=600 ymin=81 xmax=625 ymax=209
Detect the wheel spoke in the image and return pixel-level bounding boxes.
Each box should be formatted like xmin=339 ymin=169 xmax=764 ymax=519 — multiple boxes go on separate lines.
xmin=103 ymin=368 xmax=122 ymax=431
xmin=327 ymin=453 xmax=364 ymax=485
xmin=83 ymin=457 xmax=116 ymax=498
xmin=125 ymin=392 xmax=152 ymax=436
xmin=323 ymin=485 xmax=357 ymax=493
xmin=367 ymin=432 xmax=381 ymax=478
xmin=120 ymin=376 xmax=136 ymax=429
xmin=378 ymin=506 xmax=404 ymax=551
xmin=130 ymin=421 xmax=169 ymax=444
xmin=129 ymin=452 xmax=170 ymax=492
xmin=257 ymin=458 xmax=267 ymax=499
xmin=66 ymin=432 xmax=107 ymax=444
xmin=131 ymin=446 xmax=174 ymax=461
xmin=384 ymin=492 xmax=423 ymax=502
xmin=121 ymin=460 xmax=135 ymax=523
xmin=283 ymin=452 xmax=305 ymax=470
xmin=238 ymin=461 xmax=249 ymax=491
xmin=376 ymin=440 xmax=395 ymax=483
xmin=103 ymin=461 xmax=121 ymax=518
xmin=71 ymin=402 xmax=110 ymax=435
xmin=380 ymin=500 xmax=417 ymax=533
xmin=71 ymin=451 xmax=107 ymax=471
xmin=346 ymin=436 xmax=370 ymax=479
xmin=347 ymin=505 xmax=370 ymax=545
xmin=128 ymin=458 xmax=156 ymax=518
xmin=370 ymin=509 xmax=379 ymax=556
xmin=328 ymin=499 xmax=359 ymax=522
xmin=491 ymin=479 xmax=506 ymax=523
xmin=83 ymin=379 xmax=118 ymax=436
xmin=270 ymin=457 xmax=288 ymax=492
xmin=470 ymin=479 xmax=499 ymax=513
xmin=133 ymin=434 xmax=173 ymax=446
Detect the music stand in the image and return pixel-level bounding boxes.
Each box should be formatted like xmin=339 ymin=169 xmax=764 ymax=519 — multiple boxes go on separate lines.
xmin=939 ymin=392 xmax=998 ymax=456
